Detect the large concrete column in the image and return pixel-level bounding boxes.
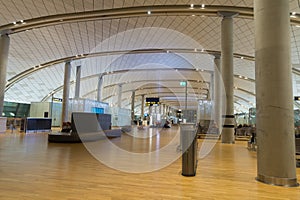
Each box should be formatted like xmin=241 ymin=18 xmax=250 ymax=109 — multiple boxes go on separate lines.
xmin=61 ymin=61 xmax=71 ymax=124
xmin=255 ymin=0 xmax=298 ymax=187
xmin=0 ymin=34 xmax=10 ymax=115
xmin=219 ymin=11 xmax=237 ymax=144
xmin=74 ymin=65 xmax=81 ymax=98
xmin=214 ymin=54 xmax=222 ymax=133
xmin=117 ymin=84 xmax=122 ymax=108
xmin=97 ymin=74 xmax=103 ymax=102
xmin=141 ymin=94 xmax=145 ymax=118
xmin=131 ymin=91 xmax=135 ymax=122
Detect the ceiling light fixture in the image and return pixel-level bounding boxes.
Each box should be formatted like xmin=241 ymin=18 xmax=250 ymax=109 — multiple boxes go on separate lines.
xmin=201 ymin=4 xmax=205 ymax=9
xmin=291 ymin=12 xmax=297 ymax=18
xmin=241 ymin=56 xmax=244 ymax=59
xmin=190 ymin=4 xmax=194 ymax=9
xmin=147 ymin=10 xmax=151 ymax=15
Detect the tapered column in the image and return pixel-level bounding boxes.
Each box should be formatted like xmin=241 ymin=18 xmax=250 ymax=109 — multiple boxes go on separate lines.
xmin=97 ymin=74 xmax=103 ymax=102
xmin=74 ymin=65 xmax=81 ymax=98
xmin=0 ymin=34 xmax=10 ymax=115
xmin=209 ymin=73 xmax=214 ymax=100
xmin=141 ymin=94 xmax=145 ymax=118
xmin=219 ymin=11 xmax=238 ymax=144
xmin=117 ymin=84 xmax=122 ymax=108
xmin=214 ymin=54 xmax=222 ymax=133
xmin=255 ymin=0 xmax=298 ymax=187
xmin=61 ymin=61 xmax=71 ymax=124
xmin=131 ymin=91 xmax=135 ymax=122
xmin=159 ymin=103 xmax=162 ymax=115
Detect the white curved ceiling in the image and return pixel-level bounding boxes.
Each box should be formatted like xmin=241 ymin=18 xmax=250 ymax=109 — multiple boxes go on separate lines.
xmin=2 ymin=0 xmax=300 ymax=113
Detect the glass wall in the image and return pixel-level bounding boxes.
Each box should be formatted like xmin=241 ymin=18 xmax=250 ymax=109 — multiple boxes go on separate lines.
xmin=2 ymin=101 xmax=30 ymax=118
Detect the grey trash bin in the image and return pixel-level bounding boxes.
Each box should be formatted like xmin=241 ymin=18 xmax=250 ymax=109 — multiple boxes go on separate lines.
xmin=181 ymin=123 xmax=197 ymax=176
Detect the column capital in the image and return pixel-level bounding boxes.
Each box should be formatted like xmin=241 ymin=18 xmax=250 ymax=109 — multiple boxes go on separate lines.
xmin=218 ymin=11 xmax=239 ymax=18
xmin=0 ymin=30 xmax=12 ymax=36
xmin=213 ymin=54 xmax=221 ymax=59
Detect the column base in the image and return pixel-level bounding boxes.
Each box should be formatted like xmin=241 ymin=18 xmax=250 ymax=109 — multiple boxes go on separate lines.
xmin=256 ymin=174 xmax=299 ymax=187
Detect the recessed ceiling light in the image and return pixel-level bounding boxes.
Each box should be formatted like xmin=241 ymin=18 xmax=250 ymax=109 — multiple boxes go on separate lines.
xmin=147 ymin=10 xmax=151 ymax=15
xmin=241 ymin=56 xmax=244 ymax=59
xmin=13 ymin=21 xmax=17 ymax=25
xmin=201 ymin=49 xmax=204 ymax=52
xmin=239 ymin=75 xmax=243 ymax=78
xmin=201 ymin=4 xmax=205 ymax=9
xmin=194 ymin=48 xmax=197 ymax=52
xmin=190 ymin=4 xmax=194 ymax=9
xmin=192 ymin=14 xmax=195 ymax=17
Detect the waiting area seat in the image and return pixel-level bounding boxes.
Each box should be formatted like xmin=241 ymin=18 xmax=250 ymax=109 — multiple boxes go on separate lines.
xmin=48 ymin=112 xmax=122 ymax=143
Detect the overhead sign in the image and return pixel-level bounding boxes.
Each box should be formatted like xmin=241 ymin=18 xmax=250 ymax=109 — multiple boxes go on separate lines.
xmin=146 ymin=97 xmax=160 ymax=106
xmin=53 ymin=97 xmax=63 ymax=102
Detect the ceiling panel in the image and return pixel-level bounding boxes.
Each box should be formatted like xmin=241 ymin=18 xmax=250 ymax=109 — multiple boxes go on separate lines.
xmin=1 ymin=0 xmax=300 ymax=112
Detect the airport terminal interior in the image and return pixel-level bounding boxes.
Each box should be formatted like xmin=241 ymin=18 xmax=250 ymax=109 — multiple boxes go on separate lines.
xmin=1 ymin=0 xmax=300 ymax=199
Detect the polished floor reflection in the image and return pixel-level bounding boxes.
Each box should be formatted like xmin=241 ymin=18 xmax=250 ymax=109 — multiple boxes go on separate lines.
xmin=0 ymin=127 xmax=300 ymax=200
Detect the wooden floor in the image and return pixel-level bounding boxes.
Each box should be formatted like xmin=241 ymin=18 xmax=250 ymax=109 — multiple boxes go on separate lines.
xmin=1 ymin=126 xmax=300 ymax=200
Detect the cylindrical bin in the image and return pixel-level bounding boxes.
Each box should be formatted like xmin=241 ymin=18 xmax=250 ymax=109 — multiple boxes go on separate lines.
xmin=180 ymin=123 xmax=197 ymax=176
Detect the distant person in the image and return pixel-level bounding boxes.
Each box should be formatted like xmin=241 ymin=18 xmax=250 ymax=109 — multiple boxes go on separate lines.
xmin=164 ymin=120 xmax=171 ymax=128
xmin=61 ymin=122 xmax=72 ymax=133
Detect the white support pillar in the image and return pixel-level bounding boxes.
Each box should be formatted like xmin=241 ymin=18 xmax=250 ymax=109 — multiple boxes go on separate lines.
xmin=0 ymin=34 xmax=10 ymax=115
xmin=214 ymin=54 xmax=222 ymax=133
xmin=141 ymin=94 xmax=145 ymax=118
xmin=74 ymin=65 xmax=81 ymax=98
xmin=209 ymin=73 xmax=214 ymax=101
xmin=255 ymin=0 xmax=298 ymax=187
xmin=117 ymin=84 xmax=122 ymax=108
xmin=97 ymin=74 xmax=104 ymax=102
xmin=131 ymin=91 xmax=135 ymax=122
xmin=61 ymin=61 xmax=71 ymax=125
xmin=219 ymin=11 xmax=238 ymax=144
